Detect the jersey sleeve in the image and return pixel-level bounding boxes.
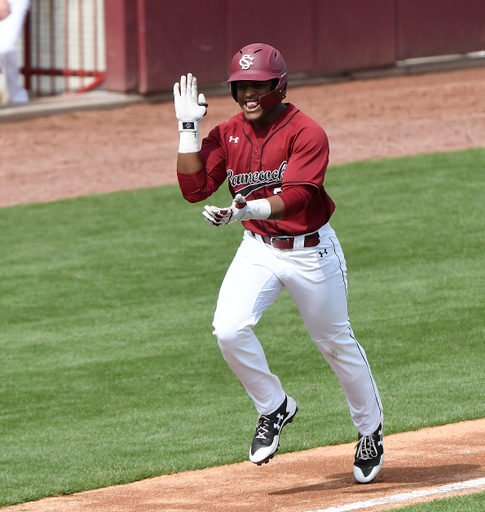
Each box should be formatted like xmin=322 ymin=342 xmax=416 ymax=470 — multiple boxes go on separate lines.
xmin=282 ymin=121 xmax=329 ymax=190
xmin=271 ymin=119 xmax=329 ymax=218
xmin=278 ymin=185 xmax=316 ymax=218
xmin=177 ymin=125 xmax=228 ymax=203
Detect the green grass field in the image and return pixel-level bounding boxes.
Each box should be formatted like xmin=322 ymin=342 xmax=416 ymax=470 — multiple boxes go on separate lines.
xmin=403 ymin=492 xmax=485 ymax=511
xmin=0 ymin=148 xmax=484 ymax=508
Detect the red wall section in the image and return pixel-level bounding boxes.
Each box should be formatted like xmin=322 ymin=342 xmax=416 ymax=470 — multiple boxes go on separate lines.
xmin=314 ymin=0 xmax=396 ymax=73
xmin=105 ymin=0 xmax=485 ymax=94
xmin=225 ymin=0 xmax=315 ymax=77
xmin=104 ymin=0 xmax=138 ymax=92
xmin=397 ymin=0 xmax=485 ymax=59
xmin=133 ymin=0 xmax=399 ymax=94
xmin=136 ymin=0 xmax=227 ymax=94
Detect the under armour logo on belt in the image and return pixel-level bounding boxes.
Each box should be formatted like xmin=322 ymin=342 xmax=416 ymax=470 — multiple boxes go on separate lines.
xmin=239 ymin=54 xmax=254 ymax=70
xmin=319 ymin=249 xmax=328 ymax=257
xmin=229 ymin=136 xmax=239 ymax=143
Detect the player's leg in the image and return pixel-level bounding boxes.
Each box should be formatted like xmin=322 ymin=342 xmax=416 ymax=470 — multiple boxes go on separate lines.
xmin=212 ymin=232 xmax=297 ymax=464
xmin=283 ymin=223 xmax=383 ymax=482
xmin=213 ymin=233 xmax=285 ymax=413
xmin=0 ymin=50 xmax=28 ymax=102
xmin=0 ymin=0 xmax=30 ymax=103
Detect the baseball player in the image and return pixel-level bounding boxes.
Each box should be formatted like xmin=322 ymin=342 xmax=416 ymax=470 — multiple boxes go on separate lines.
xmin=0 ymin=0 xmax=29 ymax=103
xmin=173 ymin=43 xmax=384 ymax=483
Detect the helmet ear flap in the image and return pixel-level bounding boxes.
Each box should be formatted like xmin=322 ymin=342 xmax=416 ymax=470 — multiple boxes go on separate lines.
xmin=230 ymin=82 xmax=238 ymax=102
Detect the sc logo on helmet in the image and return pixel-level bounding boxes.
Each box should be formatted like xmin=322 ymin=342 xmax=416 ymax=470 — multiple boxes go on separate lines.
xmin=239 ymin=54 xmax=254 ymax=70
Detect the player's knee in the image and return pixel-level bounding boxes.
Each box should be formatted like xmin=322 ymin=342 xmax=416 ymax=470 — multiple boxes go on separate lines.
xmin=213 ymin=320 xmax=251 ymax=349
xmin=215 ymin=333 xmax=239 ymax=360
xmin=213 ymin=324 xmax=239 ymax=346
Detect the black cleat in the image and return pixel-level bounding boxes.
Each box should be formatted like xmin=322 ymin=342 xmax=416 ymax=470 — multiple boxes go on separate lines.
xmin=249 ymin=395 xmax=298 ymax=465
xmin=353 ymin=422 xmax=384 ymax=483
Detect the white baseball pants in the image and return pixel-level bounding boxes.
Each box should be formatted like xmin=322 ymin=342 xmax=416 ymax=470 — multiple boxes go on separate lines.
xmin=0 ymin=0 xmax=29 ymax=102
xmin=212 ymin=223 xmax=383 ymax=436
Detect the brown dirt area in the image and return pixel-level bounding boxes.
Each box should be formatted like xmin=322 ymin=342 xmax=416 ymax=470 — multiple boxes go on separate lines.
xmin=1 ymin=66 xmax=485 ymax=511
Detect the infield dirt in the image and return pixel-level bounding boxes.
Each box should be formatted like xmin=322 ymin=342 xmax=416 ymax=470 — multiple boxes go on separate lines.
xmin=1 ymin=66 xmax=484 ymax=511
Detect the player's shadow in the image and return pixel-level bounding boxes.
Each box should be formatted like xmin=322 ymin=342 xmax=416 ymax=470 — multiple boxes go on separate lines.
xmin=269 ymin=464 xmax=485 ymax=496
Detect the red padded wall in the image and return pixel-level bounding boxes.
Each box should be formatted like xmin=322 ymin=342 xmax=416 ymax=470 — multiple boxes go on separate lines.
xmin=104 ymin=0 xmax=485 ymax=94
xmin=397 ymin=0 xmax=485 ymax=59
xmin=133 ymin=0 xmax=399 ymax=94
xmin=225 ymin=0 xmax=315 ymax=77
xmin=104 ymin=0 xmax=138 ymax=92
xmin=136 ymin=0 xmax=227 ymax=94
xmin=314 ymin=0 xmax=396 ymax=73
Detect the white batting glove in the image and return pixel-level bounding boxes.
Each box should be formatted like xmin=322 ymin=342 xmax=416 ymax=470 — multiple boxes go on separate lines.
xmin=173 ymin=73 xmax=208 ymax=132
xmin=173 ymin=73 xmax=208 ymax=154
xmin=202 ymin=194 xmax=271 ymax=226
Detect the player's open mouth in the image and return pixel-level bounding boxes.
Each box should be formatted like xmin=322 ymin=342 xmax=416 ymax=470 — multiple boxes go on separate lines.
xmin=245 ymin=101 xmax=260 ymax=112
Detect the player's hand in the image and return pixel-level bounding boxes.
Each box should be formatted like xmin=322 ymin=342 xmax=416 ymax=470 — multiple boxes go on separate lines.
xmin=173 ymin=73 xmax=208 ymax=130
xmin=203 ymin=194 xmax=248 ymax=226
xmin=0 ymin=0 xmax=12 ymax=20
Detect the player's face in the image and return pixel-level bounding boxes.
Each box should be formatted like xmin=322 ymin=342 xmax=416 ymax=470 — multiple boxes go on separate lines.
xmin=236 ymin=80 xmax=284 ymax=129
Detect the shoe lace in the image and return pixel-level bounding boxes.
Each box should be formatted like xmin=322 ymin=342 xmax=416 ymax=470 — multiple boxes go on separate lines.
xmin=255 ymin=415 xmax=271 ymax=439
xmin=355 ymin=434 xmax=379 ymax=461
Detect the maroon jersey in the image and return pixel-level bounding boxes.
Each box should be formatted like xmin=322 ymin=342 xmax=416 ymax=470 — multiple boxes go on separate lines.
xmin=177 ymin=103 xmax=335 ymax=237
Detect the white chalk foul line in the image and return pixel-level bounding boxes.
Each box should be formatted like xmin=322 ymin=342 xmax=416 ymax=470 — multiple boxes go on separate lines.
xmin=308 ymin=477 xmax=485 ymax=512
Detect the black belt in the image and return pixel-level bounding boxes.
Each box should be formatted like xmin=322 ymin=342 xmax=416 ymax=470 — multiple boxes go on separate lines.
xmin=250 ymin=231 xmax=320 ymax=249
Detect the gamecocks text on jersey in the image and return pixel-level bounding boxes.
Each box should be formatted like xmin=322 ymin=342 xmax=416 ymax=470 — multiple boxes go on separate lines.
xmin=227 ymin=161 xmax=287 ymax=196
